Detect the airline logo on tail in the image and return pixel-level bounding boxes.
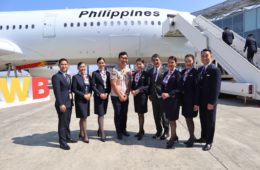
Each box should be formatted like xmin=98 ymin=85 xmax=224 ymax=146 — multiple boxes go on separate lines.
xmin=0 ymin=77 xmax=50 ymax=109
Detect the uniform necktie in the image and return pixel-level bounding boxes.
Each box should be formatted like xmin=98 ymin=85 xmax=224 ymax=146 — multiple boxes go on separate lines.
xmin=183 ymin=69 xmax=189 ymax=81
xmin=153 ymin=68 xmax=158 ymax=81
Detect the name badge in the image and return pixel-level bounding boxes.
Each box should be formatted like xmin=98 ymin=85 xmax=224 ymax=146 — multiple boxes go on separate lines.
xmin=69 ymin=93 xmax=73 ymax=100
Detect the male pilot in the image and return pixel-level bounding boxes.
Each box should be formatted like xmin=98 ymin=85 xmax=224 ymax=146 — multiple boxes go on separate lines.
xmin=196 ymin=49 xmax=221 ymax=151
xmin=52 ymin=58 xmax=77 ymax=150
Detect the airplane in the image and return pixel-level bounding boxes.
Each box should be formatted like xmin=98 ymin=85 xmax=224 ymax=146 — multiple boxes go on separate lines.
xmin=0 ymin=7 xmax=196 ymax=77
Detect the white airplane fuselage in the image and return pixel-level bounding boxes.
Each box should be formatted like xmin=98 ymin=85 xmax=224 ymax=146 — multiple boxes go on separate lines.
xmin=0 ymin=7 xmax=195 ymax=69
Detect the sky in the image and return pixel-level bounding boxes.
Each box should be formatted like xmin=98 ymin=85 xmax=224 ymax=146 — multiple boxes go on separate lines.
xmin=0 ymin=0 xmax=225 ymax=13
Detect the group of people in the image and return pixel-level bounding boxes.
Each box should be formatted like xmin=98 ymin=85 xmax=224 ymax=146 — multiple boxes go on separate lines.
xmin=222 ymin=27 xmax=258 ymax=64
xmin=52 ymin=49 xmax=221 ymax=151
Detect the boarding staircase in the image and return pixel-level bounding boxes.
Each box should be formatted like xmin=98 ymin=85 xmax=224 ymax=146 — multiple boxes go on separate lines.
xmin=162 ymin=14 xmax=260 ymax=100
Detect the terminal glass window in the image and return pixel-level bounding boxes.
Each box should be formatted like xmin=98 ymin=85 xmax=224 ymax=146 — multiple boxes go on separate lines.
xmin=233 ymin=13 xmax=243 ymax=34
xmin=223 ymin=17 xmax=232 ymax=30
xmin=244 ymin=9 xmax=256 ymax=32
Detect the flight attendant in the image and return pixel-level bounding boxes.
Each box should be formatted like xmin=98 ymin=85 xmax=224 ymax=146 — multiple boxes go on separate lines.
xmin=197 ymin=49 xmax=221 ymax=151
xmin=91 ymin=57 xmax=111 ymax=142
xmin=131 ymin=58 xmax=149 ymax=140
xmin=180 ymin=54 xmax=199 ymax=147
xmin=72 ymin=62 xmax=92 ymax=143
xmin=161 ymin=56 xmax=181 ymax=149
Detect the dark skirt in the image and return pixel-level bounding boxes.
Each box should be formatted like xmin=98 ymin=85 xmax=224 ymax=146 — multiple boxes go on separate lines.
xmin=133 ymin=94 xmax=148 ymax=114
xmin=75 ymin=101 xmax=90 ymax=118
xmin=163 ymin=98 xmax=180 ymax=121
xmin=94 ymin=96 xmax=109 ymax=116
xmin=181 ymin=102 xmax=198 ymax=118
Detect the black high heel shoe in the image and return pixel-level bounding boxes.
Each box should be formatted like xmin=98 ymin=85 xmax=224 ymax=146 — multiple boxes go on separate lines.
xmin=100 ymin=133 xmax=106 ymax=142
xmin=136 ymin=130 xmax=145 ymax=140
xmin=166 ymin=138 xmax=175 ymax=149
xmin=97 ymin=130 xmax=101 ymax=137
xmin=79 ymin=133 xmax=83 ymax=139
xmin=83 ymin=136 xmax=89 ymax=143
xmin=167 ymin=136 xmax=178 ymax=144
xmin=185 ymin=139 xmax=194 ymax=147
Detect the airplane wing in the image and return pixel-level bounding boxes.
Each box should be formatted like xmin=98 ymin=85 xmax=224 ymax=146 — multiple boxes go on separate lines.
xmin=0 ymin=39 xmax=23 ymax=56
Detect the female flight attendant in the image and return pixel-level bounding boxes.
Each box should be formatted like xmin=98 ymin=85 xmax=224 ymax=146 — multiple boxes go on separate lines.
xmin=131 ymin=58 xmax=149 ymax=140
xmin=91 ymin=57 xmax=111 ymax=142
xmin=161 ymin=56 xmax=181 ymax=149
xmin=180 ymin=54 xmax=199 ymax=147
xmin=72 ymin=62 xmax=92 ymax=143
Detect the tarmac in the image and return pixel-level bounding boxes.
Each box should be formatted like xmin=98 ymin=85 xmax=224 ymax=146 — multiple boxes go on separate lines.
xmin=0 ymin=91 xmax=260 ymax=170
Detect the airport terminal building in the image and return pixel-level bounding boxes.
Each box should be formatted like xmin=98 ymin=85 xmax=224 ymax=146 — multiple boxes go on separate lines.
xmin=193 ymin=0 xmax=260 ymax=46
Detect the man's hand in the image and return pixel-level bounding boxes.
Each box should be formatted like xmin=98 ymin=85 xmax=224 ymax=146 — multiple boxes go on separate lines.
xmin=193 ymin=105 xmax=199 ymax=112
xmin=59 ymin=105 xmax=67 ymax=113
xmin=207 ymin=104 xmax=214 ymax=110
xmin=84 ymin=93 xmax=91 ymax=101
xmin=119 ymin=95 xmax=127 ymax=102
xmin=100 ymin=93 xmax=107 ymax=100
xmin=162 ymin=93 xmax=170 ymax=100
xmin=131 ymin=89 xmax=140 ymax=97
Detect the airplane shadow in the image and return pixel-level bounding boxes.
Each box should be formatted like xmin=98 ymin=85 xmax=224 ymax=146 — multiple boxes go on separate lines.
xmin=12 ymin=130 xmax=203 ymax=150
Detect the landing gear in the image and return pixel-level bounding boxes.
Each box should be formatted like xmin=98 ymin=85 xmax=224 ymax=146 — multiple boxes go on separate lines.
xmin=5 ymin=63 xmax=18 ymax=77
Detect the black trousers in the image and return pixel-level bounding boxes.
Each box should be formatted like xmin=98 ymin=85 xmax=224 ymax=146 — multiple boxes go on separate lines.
xmin=55 ymin=106 xmax=72 ymax=146
xmin=247 ymin=51 xmax=255 ymax=63
xmin=199 ymin=105 xmax=217 ymax=144
xmin=111 ymin=96 xmax=129 ymax=135
xmin=151 ymin=98 xmax=169 ymax=133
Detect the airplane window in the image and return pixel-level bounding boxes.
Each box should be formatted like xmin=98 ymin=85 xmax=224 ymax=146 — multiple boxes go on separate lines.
xmin=158 ymin=21 xmax=161 ymax=25
xmin=77 ymin=22 xmax=80 ymax=27
xmin=124 ymin=21 xmax=127 ymax=26
xmin=64 ymin=23 xmax=67 ymax=27
xmin=131 ymin=21 xmax=134 ymax=25
xmin=110 ymin=21 xmax=114 ymax=26
xmin=97 ymin=22 xmax=100 ymax=26
xmin=13 ymin=25 xmax=16 ymax=30
xmin=6 ymin=25 xmax=9 ymax=30
xmin=84 ymin=22 xmax=87 ymax=27
xmin=138 ymin=21 xmax=141 ymax=25
xmin=70 ymin=23 xmax=74 ymax=27
xmin=19 ymin=25 xmax=22 ymax=29
xmin=104 ymin=21 xmax=107 ymax=26
xmin=144 ymin=21 xmax=148 ymax=25
xmin=117 ymin=21 xmax=121 ymax=25
xmin=90 ymin=22 xmax=94 ymax=26
xmin=31 ymin=24 xmax=35 ymax=29
xmin=151 ymin=21 xmax=154 ymax=25
xmin=25 ymin=25 xmax=28 ymax=29
xmin=0 ymin=25 xmax=2 ymax=30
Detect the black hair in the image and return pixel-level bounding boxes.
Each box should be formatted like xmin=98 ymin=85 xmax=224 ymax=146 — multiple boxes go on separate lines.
xmin=97 ymin=57 xmax=106 ymax=63
xmin=151 ymin=53 xmax=160 ymax=61
xmin=201 ymin=48 xmax=212 ymax=54
xmin=136 ymin=58 xmax=144 ymax=63
xmin=168 ymin=56 xmax=177 ymax=63
xmin=77 ymin=62 xmax=86 ymax=68
xmin=184 ymin=54 xmax=195 ymax=61
xmin=58 ymin=58 xmax=68 ymax=65
xmin=118 ymin=51 xmax=128 ymax=58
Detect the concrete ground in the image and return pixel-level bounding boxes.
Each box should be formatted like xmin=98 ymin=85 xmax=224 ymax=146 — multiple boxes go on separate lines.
xmin=0 ymin=91 xmax=260 ymax=170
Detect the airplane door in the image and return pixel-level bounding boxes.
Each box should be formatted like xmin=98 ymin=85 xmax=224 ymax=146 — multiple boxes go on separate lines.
xmin=109 ymin=35 xmax=140 ymax=60
xmin=43 ymin=15 xmax=56 ymax=38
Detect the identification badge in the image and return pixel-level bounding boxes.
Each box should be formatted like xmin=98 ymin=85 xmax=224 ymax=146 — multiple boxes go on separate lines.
xmin=69 ymin=93 xmax=73 ymax=100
